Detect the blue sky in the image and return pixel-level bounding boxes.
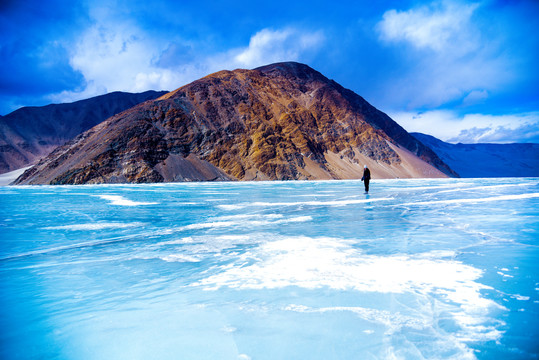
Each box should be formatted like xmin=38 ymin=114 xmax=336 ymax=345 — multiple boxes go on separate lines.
xmin=1 ymin=0 xmax=538 ymax=143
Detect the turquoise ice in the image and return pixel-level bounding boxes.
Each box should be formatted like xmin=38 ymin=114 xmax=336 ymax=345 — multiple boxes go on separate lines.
xmin=1 ymin=178 xmax=538 ymax=359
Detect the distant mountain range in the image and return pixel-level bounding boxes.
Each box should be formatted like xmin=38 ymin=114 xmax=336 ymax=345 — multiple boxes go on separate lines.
xmin=14 ymin=62 xmax=455 ymax=185
xmin=4 ymin=63 xmax=536 ymax=185
xmin=412 ymin=132 xmax=539 ymax=178
xmin=0 ymin=90 xmax=167 ymax=173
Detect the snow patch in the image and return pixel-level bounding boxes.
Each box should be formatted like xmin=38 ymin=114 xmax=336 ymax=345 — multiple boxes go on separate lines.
xmin=160 ymin=254 xmax=201 ymax=263
xmin=96 ymin=195 xmax=158 ymax=206
xmin=197 ymin=235 xmax=504 ymax=345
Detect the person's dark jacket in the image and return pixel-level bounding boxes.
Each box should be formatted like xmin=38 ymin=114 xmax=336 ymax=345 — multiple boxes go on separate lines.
xmin=362 ymin=168 xmax=371 ymax=181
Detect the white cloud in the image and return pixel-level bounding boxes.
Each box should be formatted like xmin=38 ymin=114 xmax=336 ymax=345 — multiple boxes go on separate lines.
xmin=50 ymin=24 xmax=324 ymax=104
xmin=50 ymin=22 xmax=184 ymax=103
xmin=378 ymin=1 xmax=480 ymax=53
xmin=389 ymin=110 xmax=539 ymax=143
xmin=234 ymin=28 xmax=325 ymax=68
xmin=376 ymin=1 xmax=513 ymax=109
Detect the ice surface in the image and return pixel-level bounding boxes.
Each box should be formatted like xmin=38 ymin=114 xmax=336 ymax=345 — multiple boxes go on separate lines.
xmin=43 ymin=222 xmax=144 ymax=231
xmin=0 ymin=178 xmax=538 ymax=359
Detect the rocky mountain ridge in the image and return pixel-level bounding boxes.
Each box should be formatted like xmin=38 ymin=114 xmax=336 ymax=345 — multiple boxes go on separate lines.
xmin=15 ymin=62 xmax=456 ymax=185
xmin=0 ymin=90 xmax=167 ymax=173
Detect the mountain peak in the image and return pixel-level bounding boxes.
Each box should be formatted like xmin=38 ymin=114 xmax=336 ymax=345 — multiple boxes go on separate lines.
xmin=15 ymin=63 xmax=455 ymax=185
xmin=255 ymin=62 xmax=326 ymax=81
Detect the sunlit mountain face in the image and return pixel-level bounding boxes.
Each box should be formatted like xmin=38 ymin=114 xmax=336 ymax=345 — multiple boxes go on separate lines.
xmin=15 ymin=62 xmax=455 ymax=185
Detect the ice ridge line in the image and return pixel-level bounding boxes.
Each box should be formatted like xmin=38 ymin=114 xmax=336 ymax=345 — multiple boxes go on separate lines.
xmin=399 ymin=193 xmax=539 ymax=206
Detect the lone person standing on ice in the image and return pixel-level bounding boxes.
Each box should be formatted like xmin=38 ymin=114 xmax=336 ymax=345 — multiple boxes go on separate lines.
xmin=361 ymin=165 xmax=371 ymax=194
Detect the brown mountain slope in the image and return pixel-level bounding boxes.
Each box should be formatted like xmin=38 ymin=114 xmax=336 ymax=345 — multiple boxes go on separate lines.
xmin=0 ymin=90 xmax=167 ymax=174
xmin=15 ymin=62 xmax=457 ymax=185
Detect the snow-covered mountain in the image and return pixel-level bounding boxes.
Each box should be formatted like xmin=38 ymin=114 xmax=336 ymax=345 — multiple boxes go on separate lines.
xmin=412 ymin=132 xmax=539 ymax=177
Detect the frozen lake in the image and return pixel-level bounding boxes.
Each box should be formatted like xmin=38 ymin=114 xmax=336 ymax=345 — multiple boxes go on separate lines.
xmin=1 ymin=178 xmax=538 ymax=359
